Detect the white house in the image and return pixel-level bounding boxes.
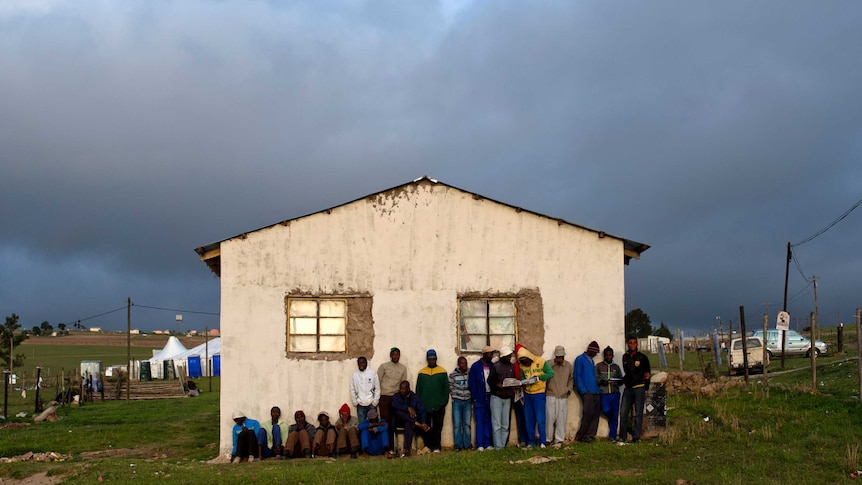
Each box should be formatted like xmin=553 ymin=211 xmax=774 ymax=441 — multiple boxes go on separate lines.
xmin=195 ymin=177 xmax=648 ymax=455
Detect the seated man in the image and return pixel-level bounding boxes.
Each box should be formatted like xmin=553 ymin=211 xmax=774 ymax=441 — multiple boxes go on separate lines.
xmin=358 ymin=407 xmax=391 ymax=457
xmin=257 ymin=406 xmax=286 ymax=459
xmin=312 ymin=411 xmax=337 ymax=458
xmin=284 ymin=410 xmax=316 ymax=458
xmin=391 ymin=380 xmax=430 ymax=458
xmin=230 ymin=410 xmax=261 ymax=463
xmin=335 ymin=403 xmax=361 ymax=459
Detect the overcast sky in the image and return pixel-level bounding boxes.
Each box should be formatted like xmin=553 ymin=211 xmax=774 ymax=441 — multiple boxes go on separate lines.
xmin=2 ymin=1 xmax=861 ymax=336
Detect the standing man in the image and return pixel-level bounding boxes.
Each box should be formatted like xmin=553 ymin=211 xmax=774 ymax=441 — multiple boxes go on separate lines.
xmin=487 ymin=346 xmax=517 ymax=449
xmin=469 ymin=346 xmax=494 ymax=451
xmin=350 ymin=356 xmax=380 ymax=424
xmin=517 ymin=346 xmax=554 ymax=448
xmin=574 ymin=341 xmax=601 ymax=443
xmin=392 ymin=380 xmax=430 ymax=457
xmin=378 ymin=347 xmax=409 ymax=448
xmin=545 ymin=345 xmax=574 ymax=445
xmin=448 ymin=356 xmax=472 ymax=451
xmin=596 ymin=346 xmax=623 ymax=441
xmin=416 ymin=349 xmax=449 ymax=453
xmin=257 ymin=406 xmax=286 ymax=459
xmin=230 ymin=410 xmax=261 ymax=463
xmin=619 ymin=336 xmax=651 ymax=443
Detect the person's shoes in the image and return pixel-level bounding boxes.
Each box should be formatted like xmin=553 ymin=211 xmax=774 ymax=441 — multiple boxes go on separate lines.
xmin=350 ymin=452 xmax=357 ymax=459
xmin=539 ymin=443 xmax=546 ymax=449
xmin=486 ymin=446 xmax=495 ymax=451
xmin=476 ymin=447 xmax=484 ymax=451
xmin=400 ymin=450 xmax=411 ymax=458
xmin=384 ymin=450 xmax=394 ymax=459
xmin=433 ymin=449 xmax=440 ymax=453
xmin=631 ymin=439 xmax=640 ymax=444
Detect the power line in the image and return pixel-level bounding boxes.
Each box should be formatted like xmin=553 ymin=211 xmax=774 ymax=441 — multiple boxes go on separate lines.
xmin=60 ymin=305 xmax=127 ymax=325
xmin=791 ymin=251 xmax=808 ymax=280
xmin=793 ymin=195 xmax=862 ymax=246
xmin=59 ymin=302 xmax=219 ymax=325
xmin=134 ymin=304 xmax=219 ymax=316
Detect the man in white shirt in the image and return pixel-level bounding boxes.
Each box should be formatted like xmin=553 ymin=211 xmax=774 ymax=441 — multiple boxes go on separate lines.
xmin=350 ymin=356 xmax=381 ymax=424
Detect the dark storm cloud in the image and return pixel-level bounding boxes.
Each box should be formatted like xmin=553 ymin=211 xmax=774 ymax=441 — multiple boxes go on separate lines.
xmin=1 ymin=1 xmax=860 ymax=333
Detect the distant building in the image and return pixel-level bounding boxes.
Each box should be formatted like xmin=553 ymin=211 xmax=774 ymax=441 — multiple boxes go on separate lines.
xmin=130 ymin=329 xmax=141 ymax=335
xmin=89 ymin=327 xmax=102 ymax=333
xmin=187 ymin=330 xmax=198 ymax=336
xmin=207 ymin=329 xmax=220 ymax=336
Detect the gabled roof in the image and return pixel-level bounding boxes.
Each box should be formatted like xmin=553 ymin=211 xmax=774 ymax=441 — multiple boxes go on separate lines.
xmin=194 ymin=176 xmax=649 ymax=276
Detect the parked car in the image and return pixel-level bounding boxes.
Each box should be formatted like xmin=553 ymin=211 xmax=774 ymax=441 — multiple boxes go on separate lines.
xmin=751 ymin=329 xmax=828 ymax=358
xmin=728 ymin=336 xmax=768 ymax=375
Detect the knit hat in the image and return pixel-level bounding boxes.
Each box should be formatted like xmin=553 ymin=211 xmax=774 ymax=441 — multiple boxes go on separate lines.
xmin=587 ymin=341 xmax=600 ymax=354
xmin=318 ymin=411 xmax=330 ymax=420
xmin=427 ymin=349 xmax=437 ymax=358
xmin=339 ymin=403 xmax=350 ymax=414
xmin=295 ymin=410 xmax=305 ymax=418
xmin=499 ymin=346 xmax=514 ymax=357
xmin=367 ymin=408 xmax=379 ymax=420
xmin=554 ymin=345 xmax=566 ymax=357
xmin=232 ymin=409 xmax=245 ymax=419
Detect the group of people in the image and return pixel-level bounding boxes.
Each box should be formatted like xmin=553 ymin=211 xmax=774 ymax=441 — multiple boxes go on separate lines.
xmin=229 ymin=338 xmax=651 ymax=462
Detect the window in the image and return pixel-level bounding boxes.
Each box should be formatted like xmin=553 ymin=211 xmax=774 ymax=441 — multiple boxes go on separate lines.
xmin=458 ymin=299 xmax=517 ymax=352
xmin=287 ymin=298 xmax=347 ymax=352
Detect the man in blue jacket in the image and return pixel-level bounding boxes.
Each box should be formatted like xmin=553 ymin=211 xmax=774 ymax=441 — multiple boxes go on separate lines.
xmin=391 ymin=380 xmax=430 ymax=457
xmin=574 ymin=341 xmax=601 ymax=443
xmin=230 ymin=410 xmax=261 ymax=463
xmin=469 ymin=346 xmax=495 ymax=450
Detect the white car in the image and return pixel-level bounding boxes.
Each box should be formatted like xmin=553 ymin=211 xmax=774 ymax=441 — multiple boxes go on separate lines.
xmin=728 ymin=336 xmax=768 ymax=375
xmin=751 ymin=329 xmax=828 ymax=358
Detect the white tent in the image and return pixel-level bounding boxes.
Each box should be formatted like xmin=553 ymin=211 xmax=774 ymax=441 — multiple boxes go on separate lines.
xmin=174 ymin=338 xmax=220 ymax=360
xmin=173 ymin=338 xmax=221 ymax=378
xmin=148 ymin=336 xmax=188 ymax=379
xmin=150 ymin=336 xmax=188 ymax=361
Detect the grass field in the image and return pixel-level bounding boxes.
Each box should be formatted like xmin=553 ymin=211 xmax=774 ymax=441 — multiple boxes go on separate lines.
xmin=1 ymin=328 xmax=861 ymax=484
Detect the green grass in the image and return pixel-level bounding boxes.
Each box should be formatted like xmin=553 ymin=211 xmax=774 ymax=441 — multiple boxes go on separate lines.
xmin=3 ymin=329 xmax=862 ymax=484
xmin=15 ymin=343 xmax=155 ymax=377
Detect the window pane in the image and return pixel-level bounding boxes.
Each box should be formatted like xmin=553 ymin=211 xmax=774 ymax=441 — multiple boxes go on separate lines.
xmin=489 ymin=317 xmax=514 ymax=334
xmin=290 ymin=317 xmax=318 ymax=335
xmin=320 ymin=336 xmax=346 ymax=352
xmin=320 ymin=317 xmax=345 ymax=335
xmin=463 ymin=317 xmax=488 ymax=335
xmin=460 ymin=300 xmax=487 ymax=317
xmin=290 ymin=300 xmax=318 ymax=317
xmin=319 ymin=300 xmax=346 ymax=317
xmin=290 ymin=336 xmax=317 ymax=352
xmin=488 ymin=300 xmax=514 ymax=317
xmin=491 ymin=335 xmax=515 ymax=350
xmin=461 ymin=334 xmax=485 ymax=352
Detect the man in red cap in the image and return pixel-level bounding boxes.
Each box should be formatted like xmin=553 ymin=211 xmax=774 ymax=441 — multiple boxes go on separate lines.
xmin=335 ymin=403 xmax=361 ymax=458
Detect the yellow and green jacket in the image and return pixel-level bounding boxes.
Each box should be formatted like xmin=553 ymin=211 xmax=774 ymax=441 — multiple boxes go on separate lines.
xmin=517 ymin=347 xmax=554 ymax=394
xmin=416 ymin=365 xmax=450 ymax=412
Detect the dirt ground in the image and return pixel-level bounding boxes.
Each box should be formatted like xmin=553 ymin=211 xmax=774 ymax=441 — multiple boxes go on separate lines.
xmin=24 ymin=333 xmax=209 ymax=348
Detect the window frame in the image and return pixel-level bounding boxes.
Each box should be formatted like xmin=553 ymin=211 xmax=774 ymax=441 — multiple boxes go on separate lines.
xmin=286 ymin=297 xmax=349 ymax=354
xmin=457 ymin=297 xmax=518 ymax=353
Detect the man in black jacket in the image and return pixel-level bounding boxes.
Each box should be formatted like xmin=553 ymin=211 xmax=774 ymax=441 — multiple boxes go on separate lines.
xmin=619 ymin=336 xmax=651 ymax=443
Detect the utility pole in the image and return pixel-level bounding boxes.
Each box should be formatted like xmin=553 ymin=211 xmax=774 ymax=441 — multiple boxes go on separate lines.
xmin=810 ymin=312 xmax=816 ymax=392
xmin=811 ymin=276 xmax=819 ymax=342
xmin=781 ymin=242 xmax=791 ymax=370
xmin=127 ymin=297 xmax=131 ymax=404
xmin=739 ymin=306 xmax=749 ymax=384
xmin=761 ymin=311 xmax=769 ymax=395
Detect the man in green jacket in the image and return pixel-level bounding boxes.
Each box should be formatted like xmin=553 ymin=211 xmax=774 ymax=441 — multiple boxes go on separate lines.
xmin=416 ymin=349 xmax=450 ymax=452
